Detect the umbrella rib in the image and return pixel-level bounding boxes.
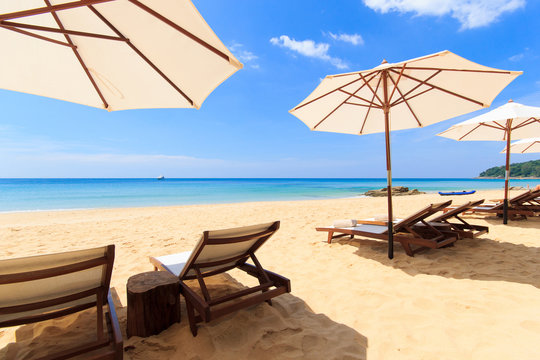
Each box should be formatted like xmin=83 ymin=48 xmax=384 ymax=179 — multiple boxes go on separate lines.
xmin=0 ymin=24 xmax=73 ymax=47
xmin=512 ymin=117 xmax=540 ymax=130
xmin=0 ymin=0 xmax=114 ymax=21
xmin=359 ymin=73 xmax=384 ymax=134
xmin=458 ymin=124 xmax=483 ymax=140
xmin=389 ymin=69 xmax=442 ymax=107
xmin=44 ymin=0 xmax=109 ymax=109
xmin=292 ymin=71 xmax=378 ymax=112
xmin=388 ymin=69 xmax=485 ymax=107
xmin=338 ymin=89 xmax=382 ymax=108
xmin=128 ymin=0 xmax=232 ymax=64
xmin=387 ymin=72 xmax=421 ymax=126
xmin=358 ymin=72 xmax=384 ymax=106
xmin=387 ymin=64 xmax=406 ymax=103
xmin=344 ymin=102 xmax=381 ymax=108
xmin=391 ymin=87 xmax=433 ymax=107
xmin=88 ymin=5 xmax=195 ymax=107
xmin=0 ymin=20 xmax=126 ymax=41
xmin=522 ymin=142 xmax=538 ymax=153
xmin=313 ymin=73 xmax=380 ymax=130
xmin=491 ymin=121 xmax=507 ymax=131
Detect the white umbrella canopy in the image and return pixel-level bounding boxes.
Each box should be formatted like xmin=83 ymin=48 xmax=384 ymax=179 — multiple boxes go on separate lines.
xmin=503 ymin=137 xmax=540 ymax=154
xmin=290 ymin=50 xmax=521 ymax=258
xmin=438 ymin=101 xmax=540 ymax=223
xmin=290 ymin=51 xmax=521 ymax=135
xmin=0 ymin=0 xmax=243 ymax=111
xmin=438 ymin=102 xmax=540 ymax=141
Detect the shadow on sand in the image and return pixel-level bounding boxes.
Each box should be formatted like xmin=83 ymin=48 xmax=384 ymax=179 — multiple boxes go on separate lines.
xmin=334 ymin=217 xmax=540 ymax=289
xmin=1 ymin=277 xmax=368 ymax=360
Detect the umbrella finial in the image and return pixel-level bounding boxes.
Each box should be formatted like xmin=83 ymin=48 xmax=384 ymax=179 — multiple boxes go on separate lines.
xmin=508 ymin=99 xmax=513 ymax=103
xmin=381 ymin=59 xmax=388 ymax=64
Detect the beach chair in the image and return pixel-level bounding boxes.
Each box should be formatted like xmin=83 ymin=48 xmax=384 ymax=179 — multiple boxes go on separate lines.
xmin=447 ymin=190 xmax=540 ymax=219
xmin=317 ymin=201 xmax=458 ymax=256
xmin=149 ymin=221 xmax=291 ymax=336
xmin=425 ymin=200 xmax=489 ymax=238
xmin=0 ymin=245 xmax=123 ymax=360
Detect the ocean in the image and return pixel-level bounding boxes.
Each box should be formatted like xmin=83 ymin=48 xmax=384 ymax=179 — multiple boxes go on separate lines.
xmin=0 ymin=178 xmax=536 ymax=213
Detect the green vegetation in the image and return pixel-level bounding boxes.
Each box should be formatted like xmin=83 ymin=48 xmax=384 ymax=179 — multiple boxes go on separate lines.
xmin=479 ymin=159 xmax=540 ymax=178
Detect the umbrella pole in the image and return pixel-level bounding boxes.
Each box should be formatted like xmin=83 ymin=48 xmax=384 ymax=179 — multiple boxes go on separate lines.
xmin=503 ymin=122 xmax=512 ymax=224
xmin=384 ymin=112 xmax=393 ymax=259
xmin=383 ymin=71 xmax=393 ymax=259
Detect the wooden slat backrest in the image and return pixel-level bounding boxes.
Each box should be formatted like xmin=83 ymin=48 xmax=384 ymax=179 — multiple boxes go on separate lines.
xmin=514 ymin=189 xmax=540 ymax=204
xmin=429 ymin=200 xmax=485 ymax=222
xmin=0 ymin=245 xmax=114 ymax=326
xmin=179 ymin=221 xmax=280 ymax=279
xmin=394 ymin=200 xmax=452 ymax=230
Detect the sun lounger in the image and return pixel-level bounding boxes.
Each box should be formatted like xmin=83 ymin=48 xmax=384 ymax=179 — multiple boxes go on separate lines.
xmin=425 ymin=199 xmax=489 ymax=238
xmin=446 ymin=190 xmax=540 ymax=219
xmin=0 ymin=245 xmax=123 ymax=360
xmin=317 ymin=201 xmax=458 ymax=256
xmin=149 ymin=221 xmax=291 ymax=336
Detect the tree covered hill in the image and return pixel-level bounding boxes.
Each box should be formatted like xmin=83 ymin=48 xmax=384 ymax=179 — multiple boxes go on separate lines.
xmin=479 ymin=159 xmax=540 ymax=178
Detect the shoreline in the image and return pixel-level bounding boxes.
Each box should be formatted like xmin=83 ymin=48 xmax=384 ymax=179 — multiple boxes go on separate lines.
xmin=0 ymin=187 xmax=525 ymax=214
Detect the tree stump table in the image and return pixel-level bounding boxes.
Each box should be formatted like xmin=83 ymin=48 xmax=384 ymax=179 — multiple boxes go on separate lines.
xmin=127 ymin=271 xmax=180 ymax=338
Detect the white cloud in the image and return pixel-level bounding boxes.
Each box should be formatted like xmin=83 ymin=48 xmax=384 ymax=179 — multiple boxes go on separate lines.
xmin=270 ymin=35 xmax=348 ymax=69
xmin=229 ymin=43 xmax=259 ymax=69
xmin=509 ymin=53 xmax=525 ymax=62
xmin=362 ymin=0 xmax=525 ymax=30
xmin=328 ymin=32 xmax=364 ymax=46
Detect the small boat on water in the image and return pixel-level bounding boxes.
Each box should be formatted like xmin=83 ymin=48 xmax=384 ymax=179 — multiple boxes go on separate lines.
xmin=439 ymin=190 xmax=476 ymax=196
xmin=157 ymin=175 xmax=165 ymax=180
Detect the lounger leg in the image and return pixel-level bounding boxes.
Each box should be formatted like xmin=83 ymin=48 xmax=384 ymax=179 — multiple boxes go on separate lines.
xmin=185 ymin=299 xmax=198 ymax=336
xmin=400 ymin=241 xmax=414 ymax=257
xmin=327 ymin=231 xmax=333 ymax=244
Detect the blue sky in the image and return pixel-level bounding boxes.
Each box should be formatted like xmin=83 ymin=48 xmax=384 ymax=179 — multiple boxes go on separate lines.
xmin=1 ymin=0 xmax=539 ymax=178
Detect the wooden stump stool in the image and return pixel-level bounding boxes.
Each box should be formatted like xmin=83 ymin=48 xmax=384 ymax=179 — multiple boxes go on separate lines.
xmin=127 ymin=271 xmax=180 ymax=338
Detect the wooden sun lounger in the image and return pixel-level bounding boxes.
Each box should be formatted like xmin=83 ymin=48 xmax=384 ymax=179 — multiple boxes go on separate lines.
xmin=0 ymin=245 xmax=123 ymax=360
xmin=425 ymin=199 xmax=488 ymax=238
xmin=150 ymin=221 xmax=290 ymax=336
xmin=317 ymin=201 xmax=458 ymax=256
xmin=446 ymin=190 xmax=540 ymax=220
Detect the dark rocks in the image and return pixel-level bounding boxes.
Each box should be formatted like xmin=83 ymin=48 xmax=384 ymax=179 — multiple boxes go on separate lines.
xmin=364 ymin=186 xmax=426 ymax=197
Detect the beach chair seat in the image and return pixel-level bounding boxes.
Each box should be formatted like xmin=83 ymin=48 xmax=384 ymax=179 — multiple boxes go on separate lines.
xmin=0 ymin=245 xmax=123 ymax=360
xmin=317 ymin=201 xmax=458 ymax=256
xmin=423 ymin=199 xmax=489 ymax=238
xmin=149 ymin=221 xmax=290 ymax=336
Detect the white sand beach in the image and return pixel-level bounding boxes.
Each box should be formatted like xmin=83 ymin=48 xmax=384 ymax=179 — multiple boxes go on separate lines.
xmin=1 ymin=189 xmax=540 ymax=359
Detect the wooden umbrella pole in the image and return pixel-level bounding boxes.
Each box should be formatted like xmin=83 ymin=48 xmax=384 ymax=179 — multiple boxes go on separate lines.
xmin=503 ymin=120 xmax=512 ymax=224
xmin=383 ymin=71 xmax=394 ymax=259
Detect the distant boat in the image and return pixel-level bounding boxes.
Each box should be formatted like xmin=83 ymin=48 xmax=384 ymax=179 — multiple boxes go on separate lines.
xmin=439 ymin=190 xmax=476 ymax=196
xmin=157 ymin=175 xmax=165 ymax=180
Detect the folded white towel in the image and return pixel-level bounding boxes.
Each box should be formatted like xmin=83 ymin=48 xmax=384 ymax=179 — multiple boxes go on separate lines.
xmin=333 ymin=219 xmax=357 ymax=228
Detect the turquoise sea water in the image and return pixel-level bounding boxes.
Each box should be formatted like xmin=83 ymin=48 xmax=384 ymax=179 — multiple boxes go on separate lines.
xmin=0 ymin=178 xmax=537 ymax=212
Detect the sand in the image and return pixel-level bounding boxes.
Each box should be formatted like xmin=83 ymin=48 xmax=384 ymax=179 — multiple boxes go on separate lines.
xmin=1 ymin=190 xmax=540 ymax=359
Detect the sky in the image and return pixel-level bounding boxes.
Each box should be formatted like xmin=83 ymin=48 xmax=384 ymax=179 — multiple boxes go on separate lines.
xmin=1 ymin=0 xmax=540 ymax=178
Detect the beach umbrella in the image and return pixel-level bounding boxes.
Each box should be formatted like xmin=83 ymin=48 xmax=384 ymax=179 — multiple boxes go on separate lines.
xmin=0 ymin=0 xmax=242 ymax=110
xmin=438 ymin=101 xmax=540 ymax=224
xmin=503 ymin=137 xmax=540 ymax=154
xmin=289 ymin=50 xmax=521 ymax=258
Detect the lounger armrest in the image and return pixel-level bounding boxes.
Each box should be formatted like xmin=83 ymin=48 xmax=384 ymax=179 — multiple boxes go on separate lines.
xmin=107 ymin=292 xmax=123 ymax=357
xmin=238 ymin=263 xmax=291 ymax=292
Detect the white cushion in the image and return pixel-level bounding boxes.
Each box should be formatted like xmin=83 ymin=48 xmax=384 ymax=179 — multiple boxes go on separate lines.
xmin=150 ymin=251 xmax=192 ymax=277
